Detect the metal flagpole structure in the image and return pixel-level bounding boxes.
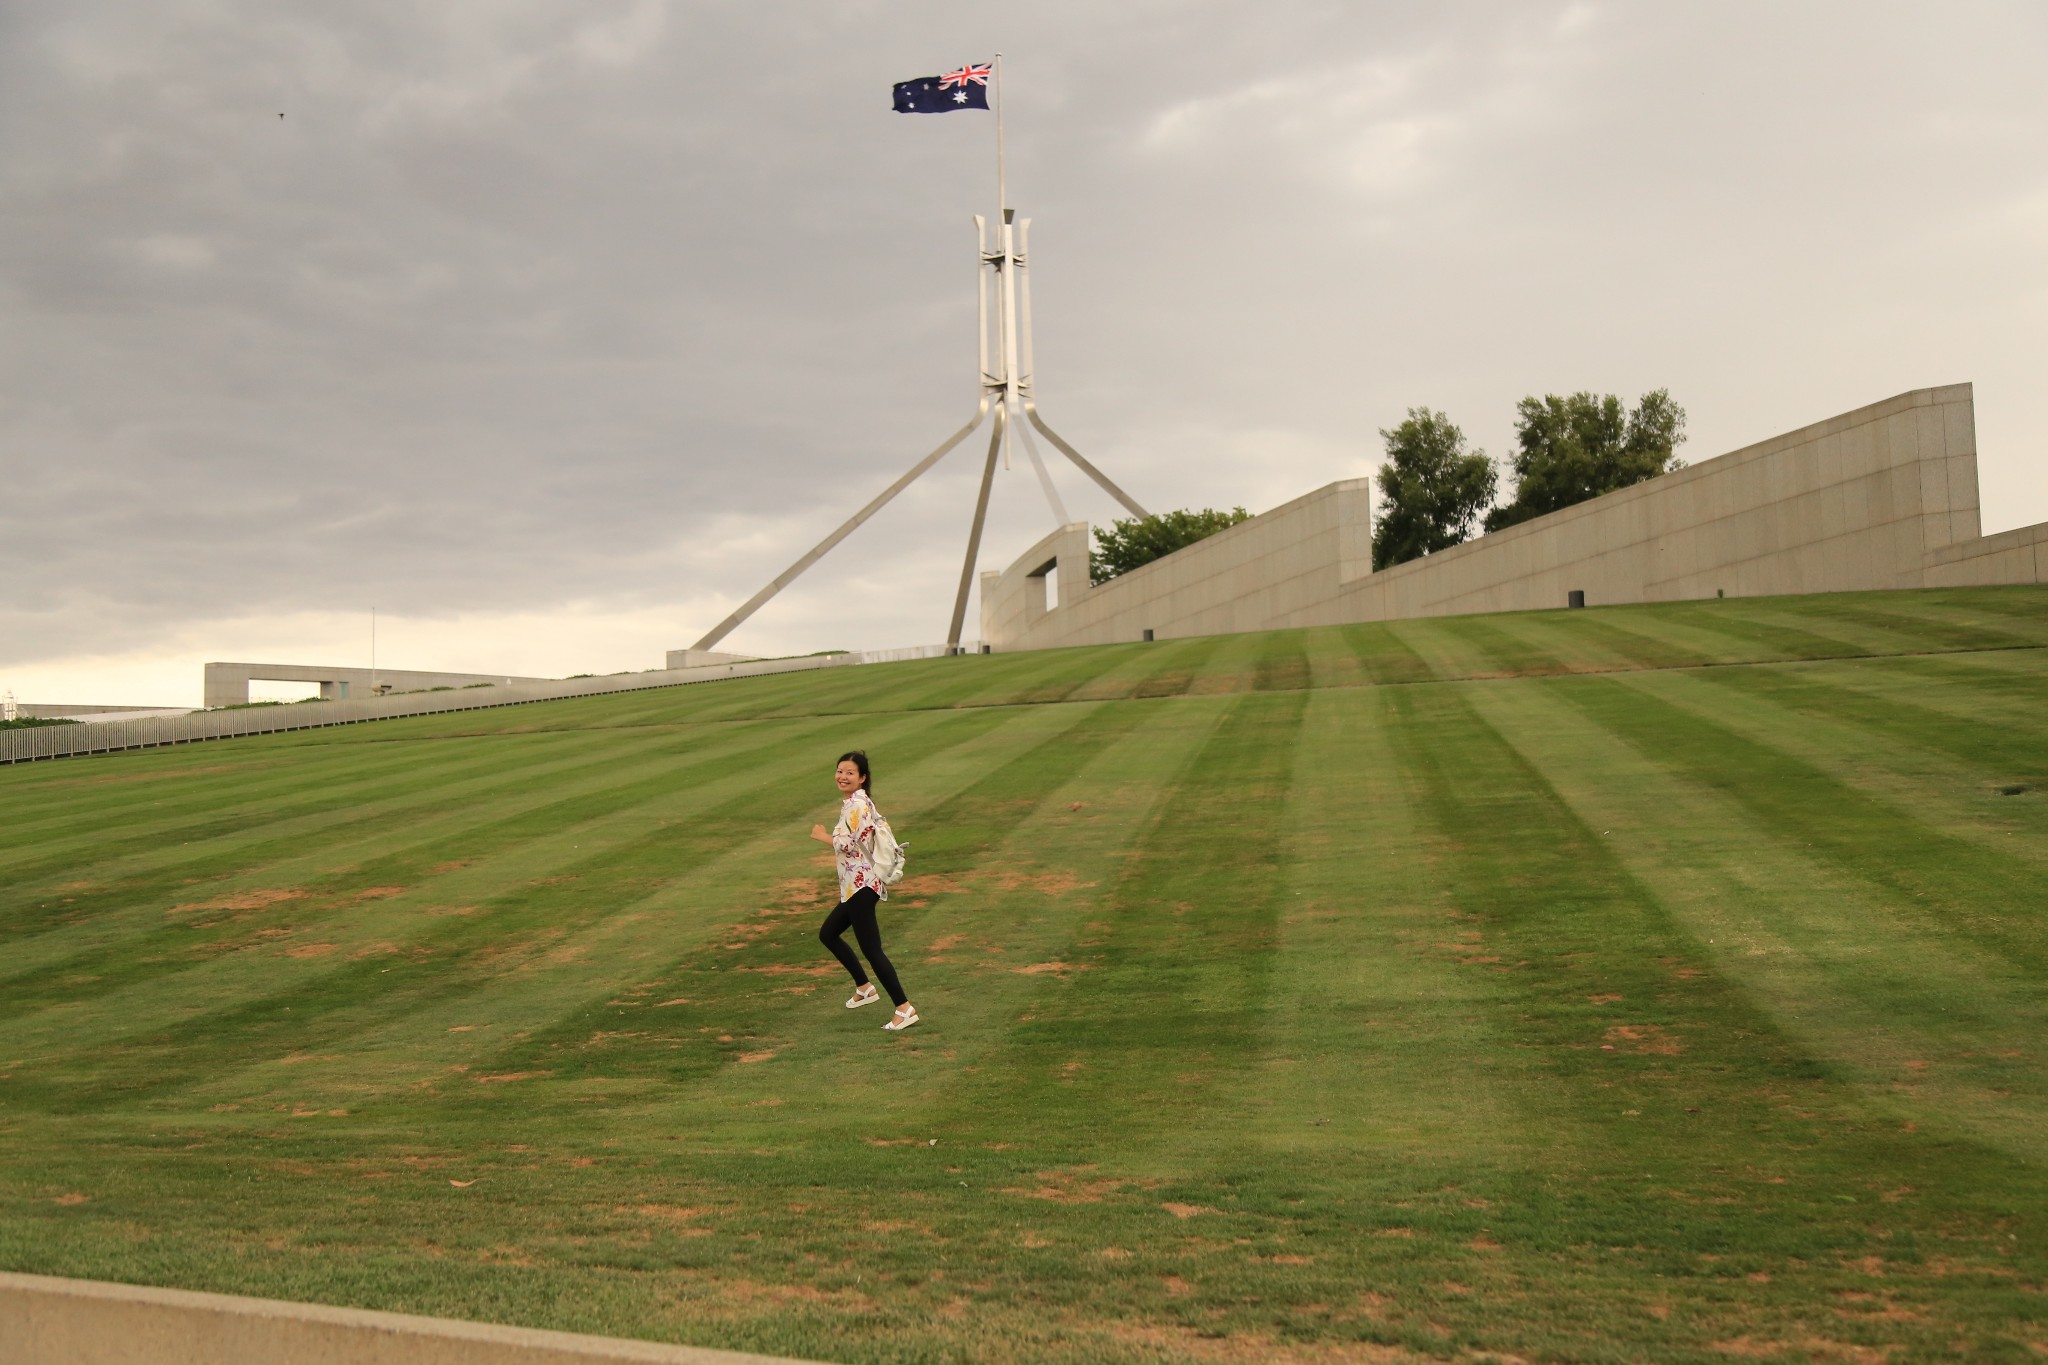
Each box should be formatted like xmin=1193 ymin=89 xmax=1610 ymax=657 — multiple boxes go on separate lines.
xmin=687 ymin=57 xmax=1150 ymax=658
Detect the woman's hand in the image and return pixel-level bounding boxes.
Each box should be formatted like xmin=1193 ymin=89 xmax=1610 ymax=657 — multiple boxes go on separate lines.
xmin=810 ymin=823 xmax=832 ymax=844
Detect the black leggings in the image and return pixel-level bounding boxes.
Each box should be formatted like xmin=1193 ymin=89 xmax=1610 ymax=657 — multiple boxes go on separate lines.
xmin=818 ymin=888 xmax=906 ymax=1006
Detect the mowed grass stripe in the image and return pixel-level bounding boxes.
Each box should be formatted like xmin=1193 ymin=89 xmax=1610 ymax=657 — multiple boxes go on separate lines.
xmin=1238 ymin=684 xmax=1532 ymax=1157
xmin=1340 ymin=618 xmax=1439 ymax=686
xmin=1679 ymin=660 xmax=2048 ymax=870
xmin=951 ymin=690 xmax=1307 ymax=1156
xmin=1590 ymin=671 xmax=2048 ymax=969
xmin=1464 ymin=674 xmax=2048 ymax=1165
xmin=1829 ymin=651 xmax=2048 ymax=742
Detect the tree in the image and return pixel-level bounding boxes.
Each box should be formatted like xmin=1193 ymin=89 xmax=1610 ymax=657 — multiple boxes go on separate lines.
xmin=1370 ymin=408 xmax=1497 ymax=571
xmin=1091 ymin=507 xmax=1253 ymax=585
xmin=1484 ymin=389 xmax=1687 ymax=532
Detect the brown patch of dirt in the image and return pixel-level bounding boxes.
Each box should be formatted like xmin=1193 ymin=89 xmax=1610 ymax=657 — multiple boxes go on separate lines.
xmin=1924 ymin=1257 xmax=2017 ymax=1278
xmin=1099 ymin=1246 xmax=1132 ymax=1260
xmin=168 ymin=888 xmax=306 ymax=915
xmin=1604 ymin=1024 xmax=1684 ymax=1055
xmin=474 ymin=1071 xmax=552 ymax=1083
xmin=985 ymin=869 xmax=1094 ymax=896
xmin=1262 ymin=1253 xmax=1313 ymax=1264
xmin=926 ymin=933 xmax=970 ymax=953
xmin=1162 ymin=1202 xmax=1218 ymax=1219
xmin=736 ymin=1051 xmax=776 ymax=1064
xmin=428 ymin=861 xmax=472 ymax=876
xmin=1013 ymin=960 xmax=1091 ymax=977
xmin=1711 ymin=1339 xmax=1891 ymax=1363
xmin=351 ymin=886 xmax=407 ymax=902
xmin=654 ymin=997 xmax=693 ymax=1006
xmin=1373 ymin=1227 xmax=1414 ymax=1238
xmin=52 ymin=1193 xmax=89 ymax=1206
xmin=1003 ymin=1168 xmax=1136 ymax=1203
xmin=1587 ymin=993 xmax=1623 ymax=1004
xmin=284 ymin=943 xmax=337 ymax=959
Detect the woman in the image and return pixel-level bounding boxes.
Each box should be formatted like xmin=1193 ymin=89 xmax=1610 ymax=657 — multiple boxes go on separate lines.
xmin=811 ymin=750 xmax=918 ymax=1032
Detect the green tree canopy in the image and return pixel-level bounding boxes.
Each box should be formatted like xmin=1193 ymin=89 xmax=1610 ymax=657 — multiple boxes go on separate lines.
xmin=1370 ymin=408 xmax=1497 ymax=571
xmin=1090 ymin=507 xmax=1253 ymax=585
xmin=1484 ymin=389 xmax=1687 ymax=533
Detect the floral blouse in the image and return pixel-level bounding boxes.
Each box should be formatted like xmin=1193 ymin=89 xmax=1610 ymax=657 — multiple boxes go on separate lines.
xmin=832 ymin=788 xmax=888 ymax=903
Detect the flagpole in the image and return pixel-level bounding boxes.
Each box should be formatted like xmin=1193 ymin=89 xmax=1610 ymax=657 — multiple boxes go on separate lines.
xmin=994 ymin=51 xmax=1006 ymax=216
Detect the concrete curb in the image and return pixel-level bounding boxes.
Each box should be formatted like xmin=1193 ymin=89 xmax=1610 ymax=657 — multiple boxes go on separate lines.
xmin=0 ymin=1272 xmax=831 ymax=1365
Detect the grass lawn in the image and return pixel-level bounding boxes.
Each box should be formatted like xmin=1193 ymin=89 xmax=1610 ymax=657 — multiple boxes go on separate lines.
xmin=2 ymin=586 xmax=2046 ymax=1364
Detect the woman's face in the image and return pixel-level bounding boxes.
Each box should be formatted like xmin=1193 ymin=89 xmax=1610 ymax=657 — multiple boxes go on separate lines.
xmin=835 ymin=760 xmax=864 ymax=796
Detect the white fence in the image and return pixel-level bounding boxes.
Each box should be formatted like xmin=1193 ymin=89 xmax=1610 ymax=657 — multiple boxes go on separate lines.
xmin=1 ymin=644 xmax=983 ymax=767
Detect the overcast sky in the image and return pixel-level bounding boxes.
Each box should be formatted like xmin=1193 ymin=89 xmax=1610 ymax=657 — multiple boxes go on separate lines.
xmin=5 ymin=1 xmax=2044 ymax=706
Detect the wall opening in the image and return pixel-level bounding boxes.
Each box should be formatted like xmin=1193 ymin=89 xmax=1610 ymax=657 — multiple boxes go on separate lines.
xmin=248 ymin=680 xmax=322 ymax=704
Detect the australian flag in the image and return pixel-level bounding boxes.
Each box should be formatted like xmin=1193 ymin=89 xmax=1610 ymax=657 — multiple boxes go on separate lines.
xmin=893 ymin=62 xmax=992 ymax=113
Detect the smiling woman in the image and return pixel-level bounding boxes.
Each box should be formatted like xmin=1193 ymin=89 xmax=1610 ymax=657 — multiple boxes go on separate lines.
xmin=810 ymin=749 xmax=919 ymax=1031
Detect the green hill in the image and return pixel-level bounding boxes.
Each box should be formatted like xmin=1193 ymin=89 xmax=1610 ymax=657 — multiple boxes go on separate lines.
xmin=3 ymin=586 xmax=2045 ymax=1364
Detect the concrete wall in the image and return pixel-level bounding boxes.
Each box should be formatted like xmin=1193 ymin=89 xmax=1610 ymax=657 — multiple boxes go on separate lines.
xmin=0 ymin=1270 xmax=815 ymax=1365
xmin=982 ymin=384 xmax=2036 ymax=650
xmin=664 ymin=649 xmax=758 ymax=670
xmin=204 ymin=663 xmax=552 ymax=710
xmin=1924 ymin=518 xmax=2048 ymax=588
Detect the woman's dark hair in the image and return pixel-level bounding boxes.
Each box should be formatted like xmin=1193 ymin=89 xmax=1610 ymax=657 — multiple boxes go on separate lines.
xmin=837 ymin=750 xmax=871 ymax=795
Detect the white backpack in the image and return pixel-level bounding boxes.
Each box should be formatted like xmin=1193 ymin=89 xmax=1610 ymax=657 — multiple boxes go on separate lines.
xmin=868 ymin=810 xmax=908 ymax=887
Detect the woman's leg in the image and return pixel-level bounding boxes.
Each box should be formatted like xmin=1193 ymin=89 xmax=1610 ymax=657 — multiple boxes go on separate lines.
xmin=818 ymin=898 xmax=868 ymax=987
xmin=845 ymin=888 xmax=907 ymax=1007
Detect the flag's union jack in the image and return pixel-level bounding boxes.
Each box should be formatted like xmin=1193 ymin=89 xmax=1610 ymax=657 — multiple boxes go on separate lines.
xmin=938 ymin=63 xmax=992 ymax=90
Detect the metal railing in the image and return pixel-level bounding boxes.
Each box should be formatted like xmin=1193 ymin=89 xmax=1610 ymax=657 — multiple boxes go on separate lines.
xmin=1 ymin=643 xmax=982 ymax=767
